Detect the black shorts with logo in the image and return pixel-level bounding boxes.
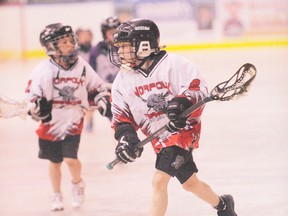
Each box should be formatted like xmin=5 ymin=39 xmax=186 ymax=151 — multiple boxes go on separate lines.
xmin=38 ymin=135 xmax=81 ymax=163
xmin=155 ymin=146 xmax=198 ymax=184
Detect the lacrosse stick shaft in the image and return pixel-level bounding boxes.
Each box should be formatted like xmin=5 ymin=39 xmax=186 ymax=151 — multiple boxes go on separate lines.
xmin=106 ymin=95 xmax=214 ymax=170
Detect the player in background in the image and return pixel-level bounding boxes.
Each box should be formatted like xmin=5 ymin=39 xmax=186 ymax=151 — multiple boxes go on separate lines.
xmin=75 ymin=28 xmax=93 ymax=62
xmin=89 ymin=16 xmax=121 ymax=83
xmin=85 ymin=16 xmax=121 ymax=132
xmin=109 ymin=19 xmax=238 ymax=216
xmin=25 ymin=23 xmax=112 ymax=211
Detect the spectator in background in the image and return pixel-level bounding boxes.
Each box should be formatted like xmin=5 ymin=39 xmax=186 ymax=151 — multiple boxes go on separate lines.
xmin=75 ymin=28 xmax=93 ymax=62
xmin=85 ymin=16 xmax=121 ymax=132
xmin=223 ymin=0 xmax=243 ymax=37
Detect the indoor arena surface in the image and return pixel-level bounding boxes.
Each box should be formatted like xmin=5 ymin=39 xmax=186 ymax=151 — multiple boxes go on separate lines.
xmin=0 ymin=47 xmax=287 ymax=216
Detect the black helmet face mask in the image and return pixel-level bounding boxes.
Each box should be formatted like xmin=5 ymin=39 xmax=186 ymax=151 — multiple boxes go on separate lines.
xmin=112 ymin=42 xmax=138 ymax=71
xmin=40 ymin=23 xmax=78 ymax=65
xmin=49 ymin=34 xmax=78 ymax=65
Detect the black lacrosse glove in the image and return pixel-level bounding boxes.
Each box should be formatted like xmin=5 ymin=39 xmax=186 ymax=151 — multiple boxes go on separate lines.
xmin=29 ymin=97 xmax=52 ymax=123
xmin=94 ymin=90 xmax=112 ymax=120
xmin=114 ymin=123 xmax=143 ymax=163
xmin=166 ymin=96 xmax=193 ymax=133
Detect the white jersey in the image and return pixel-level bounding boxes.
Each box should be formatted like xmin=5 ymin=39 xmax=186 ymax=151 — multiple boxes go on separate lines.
xmin=111 ymin=52 xmax=208 ymax=153
xmin=25 ymin=56 xmax=105 ymax=140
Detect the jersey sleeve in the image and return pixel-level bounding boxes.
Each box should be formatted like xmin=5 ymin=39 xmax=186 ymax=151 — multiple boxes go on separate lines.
xmin=84 ymin=60 xmax=105 ymax=90
xmin=170 ymin=55 xmax=208 ymax=118
xmin=25 ymin=61 xmax=54 ymax=102
xmin=110 ymin=73 xmax=138 ymax=130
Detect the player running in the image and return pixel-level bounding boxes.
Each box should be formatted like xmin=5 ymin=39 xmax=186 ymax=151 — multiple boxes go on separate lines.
xmin=25 ymin=23 xmax=112 ymax=211
xmin=109 ymin=18 xmax=238 ymax=216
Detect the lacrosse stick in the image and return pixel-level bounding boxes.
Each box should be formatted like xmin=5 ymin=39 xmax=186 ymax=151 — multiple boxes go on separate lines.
xmin=0 ymin=95 xmax=36 ymax=119
xmin=106 ymin=63 xmax=257 ymax=170
xmin=0 ymin=95 xmax=89 ymax=119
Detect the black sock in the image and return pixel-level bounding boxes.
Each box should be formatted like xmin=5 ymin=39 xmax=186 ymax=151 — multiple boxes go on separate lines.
xmin=214 ymin=197 xmax=226 ymax=212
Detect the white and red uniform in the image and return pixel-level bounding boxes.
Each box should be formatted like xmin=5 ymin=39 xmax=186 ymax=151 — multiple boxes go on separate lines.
xmin=25 ymin=56 xmax=105 ymax=141
xmin=111 ymin=52 xmax=208 ymax=153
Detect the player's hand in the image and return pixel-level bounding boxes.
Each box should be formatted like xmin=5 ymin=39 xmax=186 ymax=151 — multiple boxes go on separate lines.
xmin=114 ymin=123 xmax=143 ymax=163
xmin=166 ymin=96 xmax=192 ymax=132
xmin=29 ymin=97 xmax=52 ymax=122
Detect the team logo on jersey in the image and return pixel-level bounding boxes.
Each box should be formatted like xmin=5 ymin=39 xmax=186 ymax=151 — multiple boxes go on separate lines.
xmin=139 ymin=91 xmax=170 ymax=120
xmin=134 ymin=81 xmax=171 ymax=96
xmin=53 ymin=85 xmax=81 ymax=104
xmin=52 ymin=67 xmax=86 ymax=105
xmin=53 ymin=77 xmax=85 ymax=85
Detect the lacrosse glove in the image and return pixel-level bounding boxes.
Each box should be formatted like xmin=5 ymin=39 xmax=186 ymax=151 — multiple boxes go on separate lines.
xmin=29 ymin=97 xmax=52 ymax=123
xmin=94 ymin=90 xmax=112 ymax=120
xmin=166 ymin=96 xmax=193 ymax=133
xmin=114 ymin=123 xmax=143 ymax=163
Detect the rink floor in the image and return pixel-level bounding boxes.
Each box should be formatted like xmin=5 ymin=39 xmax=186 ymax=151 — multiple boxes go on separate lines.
xmin=0 ymin=47 xmax=287 ymax=216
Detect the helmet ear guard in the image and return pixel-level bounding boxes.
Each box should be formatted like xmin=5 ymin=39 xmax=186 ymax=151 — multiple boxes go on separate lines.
xmin=136 ymin=41 xmax=163 ymax=59
xmin=136 ymin=41 xmax=152 ymax=59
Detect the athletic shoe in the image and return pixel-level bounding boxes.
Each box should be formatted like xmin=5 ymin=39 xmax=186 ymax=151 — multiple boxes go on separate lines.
xmin=51 ymin=192 xmax=64 ymax=211
xmin=71 ymin=180 xmax=85 ymax=208
xmin=216 ymin=194 xmax=238 ymax=216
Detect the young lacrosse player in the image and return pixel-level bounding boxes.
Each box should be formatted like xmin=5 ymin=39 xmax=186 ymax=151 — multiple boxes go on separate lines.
xmin=109 ymin=18 xmax=238 ymax=216
xmin=25 ymin=23 xmax=112 ymax=211
xmin=89 ymin=15 xmax=121 ymax=83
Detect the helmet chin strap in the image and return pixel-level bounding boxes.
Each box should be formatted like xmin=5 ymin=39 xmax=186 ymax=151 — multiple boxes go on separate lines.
xmin=133 ymin=46 xmax=163 ymax=72
xmin=133 ymin=50 xmax=167 ymax=77
xmin=132 ymin=57 xmax=152 ymax=77
xmin=133 ymin=57 xmax=148 ymax=70
xmin=119 ymin=57 xmax=147 ymax=73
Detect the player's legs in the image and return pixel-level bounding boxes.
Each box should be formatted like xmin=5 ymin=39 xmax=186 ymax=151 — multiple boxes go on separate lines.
xmin=149 ymin=170 xmax=171 ymax=216
xmin=49 ymin=162 xmax=62 ymax=193
xmin=39 ymin=138 xmax=64 ymax=193
xmin=182 ymin=173 xmax=220 ymax=207
xmin=151 ymin=146 xmax=193 ymax=216
xmin=64 ymin=158 xmax=82 ymax=184
xmin=180 ymin=161 xmax=238 ymax=215
xmin=49 ymin=162 xmax=64 ymax=211
xmin=62 ymin=135 xmax=82 ymax=184
xmin=62 ymin=135 xmax=85 ymax=208
xmin=39 ymin=138 xmax=64 ymax=211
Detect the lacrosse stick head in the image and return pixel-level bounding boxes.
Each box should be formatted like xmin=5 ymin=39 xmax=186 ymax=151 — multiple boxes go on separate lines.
xmin=210 ymin=63 xmax=257 ymax=101
xmin=0 ymin=94 xmax=35 ymax=119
